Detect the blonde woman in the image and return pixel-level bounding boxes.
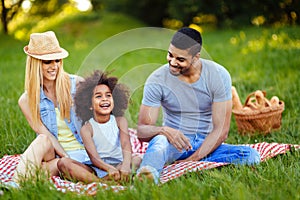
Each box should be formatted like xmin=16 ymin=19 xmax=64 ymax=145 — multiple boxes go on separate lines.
xmin=16 ymin=31 xmax=95 ymax=182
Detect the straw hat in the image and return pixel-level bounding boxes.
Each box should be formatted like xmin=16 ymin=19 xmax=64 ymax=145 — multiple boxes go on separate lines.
xmin=23 ymin=31 xmax=69 ymax=60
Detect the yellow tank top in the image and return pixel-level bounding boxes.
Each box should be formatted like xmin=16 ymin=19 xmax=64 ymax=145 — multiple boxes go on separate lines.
xmin=55 ymin=108 xmax=84 ymax=151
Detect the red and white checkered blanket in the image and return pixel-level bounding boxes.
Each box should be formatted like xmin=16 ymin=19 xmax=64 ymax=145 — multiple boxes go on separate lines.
xmin=1 ymin=128 xmax=299 ymax=195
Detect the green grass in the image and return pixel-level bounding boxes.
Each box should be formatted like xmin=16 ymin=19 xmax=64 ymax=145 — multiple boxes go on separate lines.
xmin=1 ymin=11 xmax=300 ymax=199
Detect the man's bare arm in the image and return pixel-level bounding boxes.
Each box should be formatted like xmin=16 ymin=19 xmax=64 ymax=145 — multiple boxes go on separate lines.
xmin=137 ymin=104 xmax=191 ymax=151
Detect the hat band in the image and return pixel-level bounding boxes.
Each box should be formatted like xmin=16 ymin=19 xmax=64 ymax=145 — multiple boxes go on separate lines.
xmin=27 ymin=49 xmax=63 ymax=56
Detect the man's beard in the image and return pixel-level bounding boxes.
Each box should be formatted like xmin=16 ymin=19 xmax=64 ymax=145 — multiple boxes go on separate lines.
xmin=169 ymin=64 xmax=192 ymax=76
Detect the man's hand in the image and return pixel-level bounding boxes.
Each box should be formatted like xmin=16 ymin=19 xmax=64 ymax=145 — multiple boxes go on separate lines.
xmin=119 ymin=164 xmax=131 ymax=182
xmin=161 ymin=127 xmax=192 ymax=152
xmin=107 ymin=166 xmax=121 ymax=181
xmin=174 ymin=153 xmax=199 ymax=163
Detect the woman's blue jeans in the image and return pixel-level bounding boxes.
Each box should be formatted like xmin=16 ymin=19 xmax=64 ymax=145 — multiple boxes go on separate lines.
xmin=137 ymin=134 xmax=261 ymax=184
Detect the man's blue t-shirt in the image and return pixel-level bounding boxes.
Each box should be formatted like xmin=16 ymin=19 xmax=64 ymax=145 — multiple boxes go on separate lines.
xmin=142 ymin=58 xmax=232 ymax=135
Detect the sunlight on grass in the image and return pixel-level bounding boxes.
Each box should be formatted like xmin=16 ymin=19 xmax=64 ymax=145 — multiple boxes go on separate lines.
xmin=76 ymin=27 xmax=174 ymax=77
xmin=10 ymin=4 xmax=88 ymax=40
xmin=230 ymin=29 xmax=300 ymax=55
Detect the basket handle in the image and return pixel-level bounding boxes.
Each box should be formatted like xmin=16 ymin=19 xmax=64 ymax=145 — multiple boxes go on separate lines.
xmin=244 ymin=91 xmax=271 ymax=108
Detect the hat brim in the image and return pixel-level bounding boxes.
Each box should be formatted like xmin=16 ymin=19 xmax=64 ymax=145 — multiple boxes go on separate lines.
xmin=23 ymin=46 xmax=69 ymax=60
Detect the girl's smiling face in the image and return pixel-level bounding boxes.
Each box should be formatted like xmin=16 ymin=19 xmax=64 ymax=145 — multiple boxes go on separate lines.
xmin=91 ymin=84 xmax=114 ymax=117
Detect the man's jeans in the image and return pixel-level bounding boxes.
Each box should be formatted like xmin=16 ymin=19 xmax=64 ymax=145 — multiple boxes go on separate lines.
xmin=137 ymin=134 xmax=261 ymax=184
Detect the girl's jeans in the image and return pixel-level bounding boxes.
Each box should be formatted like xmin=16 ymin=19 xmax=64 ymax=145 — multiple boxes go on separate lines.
xmin=137 ymin=134 xmax=261 ymax=184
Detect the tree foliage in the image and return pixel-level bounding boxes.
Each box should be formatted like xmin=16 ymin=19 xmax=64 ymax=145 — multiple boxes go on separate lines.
xmin=1 ymin=0 xmax=24 ymax=34
xmin=1 ymin=0 xmax=299 ymax=35
xmin=100 ymin=0 xmax=169 ymax=26
xmin=0 ymin=0 xmax=68 ymax=34
xmin=97 ymin=0 xmax=300 ymax=27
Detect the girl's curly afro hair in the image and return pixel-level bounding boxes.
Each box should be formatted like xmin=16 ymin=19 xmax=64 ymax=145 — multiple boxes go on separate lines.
xmin=74 ymin=70 xmax=130 ymax=125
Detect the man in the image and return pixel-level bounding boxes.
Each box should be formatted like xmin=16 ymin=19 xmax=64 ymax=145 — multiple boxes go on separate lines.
xmin=136 ymin=27 xmax=260 ymax=184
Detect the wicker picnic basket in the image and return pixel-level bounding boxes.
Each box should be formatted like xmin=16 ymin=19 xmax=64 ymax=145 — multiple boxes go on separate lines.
xmin=232 ymin=89 xmax=285 ymax=135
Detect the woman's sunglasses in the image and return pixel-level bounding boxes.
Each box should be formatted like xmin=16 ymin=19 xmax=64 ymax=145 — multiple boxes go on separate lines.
xmin=42 ymin=59 xmax=61 ymax=64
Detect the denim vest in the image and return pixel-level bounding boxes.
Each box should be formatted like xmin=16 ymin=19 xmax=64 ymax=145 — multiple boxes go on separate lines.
xmin=39 ymin=75 xmax=83 ymax=145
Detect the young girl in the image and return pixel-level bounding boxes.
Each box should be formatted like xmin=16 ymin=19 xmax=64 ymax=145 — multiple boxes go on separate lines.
xmin=74 ymin=70 xmax=140 ymax=181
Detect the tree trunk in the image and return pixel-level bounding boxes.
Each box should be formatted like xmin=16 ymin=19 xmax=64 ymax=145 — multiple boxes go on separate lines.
xmin=1 ymin=0 xmax=8 ymax=34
